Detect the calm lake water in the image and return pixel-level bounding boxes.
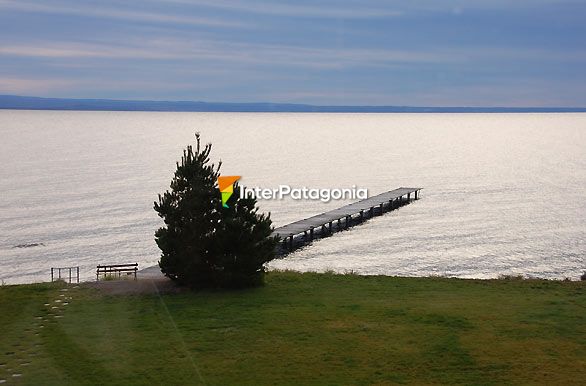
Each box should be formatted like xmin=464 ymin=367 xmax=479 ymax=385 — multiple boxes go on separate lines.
xmin=0 ymin=110 xmax=584 ymax=284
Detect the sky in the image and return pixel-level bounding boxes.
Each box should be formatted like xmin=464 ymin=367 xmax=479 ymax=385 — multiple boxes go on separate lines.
xmin=0 ymin=0 xmax=585 ymax=107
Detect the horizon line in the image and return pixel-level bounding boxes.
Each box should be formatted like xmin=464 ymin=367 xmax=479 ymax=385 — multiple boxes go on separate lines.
xmin=1 ymin=94 xmax=586 ymax=113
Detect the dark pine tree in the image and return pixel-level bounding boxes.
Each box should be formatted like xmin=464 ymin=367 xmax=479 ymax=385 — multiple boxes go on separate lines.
xmin=214 ymin=182 xmax=279 ymax=287
xmin=154 ymin=133 xmax=279 ymax=288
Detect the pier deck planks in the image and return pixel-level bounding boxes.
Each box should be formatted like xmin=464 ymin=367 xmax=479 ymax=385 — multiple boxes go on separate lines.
xmin=273 ymin=187 xmax=421 ymax=240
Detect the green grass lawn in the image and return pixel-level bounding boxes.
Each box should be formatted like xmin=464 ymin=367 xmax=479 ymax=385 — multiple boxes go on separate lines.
xmin=1 ymin=271 xmax=585 ymax=385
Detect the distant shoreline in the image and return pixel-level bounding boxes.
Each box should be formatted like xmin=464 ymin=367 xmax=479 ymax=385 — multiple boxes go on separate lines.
xmin=2 ymin=94 xmax=585 ymax=113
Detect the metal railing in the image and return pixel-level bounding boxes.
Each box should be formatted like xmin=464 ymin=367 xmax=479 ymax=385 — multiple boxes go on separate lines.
xmin=51 ymin=266 xmax=80 ymax=283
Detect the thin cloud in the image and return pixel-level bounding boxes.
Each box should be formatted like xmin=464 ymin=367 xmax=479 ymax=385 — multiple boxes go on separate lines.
xmin=0 ymin=76 xmax=227 ymax=96
xmin=0 ymin=77 xmax=77 ymax=94
xmin=0 ymin=38 xmax=456 ymax=69
xmin=157 ymin=0 xmax=570 ymax=19
xmin=160 ymin=0 xmax=402 ymax=19
xmin=0 ymin=0 xmax=248 ymax=28
xmin=0 ymin=42 xmax=183 ymax=60
xmin=5 ymin=37 xmax=583 ymax=73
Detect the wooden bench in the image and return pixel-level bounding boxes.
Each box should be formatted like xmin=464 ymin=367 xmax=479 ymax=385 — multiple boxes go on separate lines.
xmin=96 ymin=263 xmax=138 ymax=281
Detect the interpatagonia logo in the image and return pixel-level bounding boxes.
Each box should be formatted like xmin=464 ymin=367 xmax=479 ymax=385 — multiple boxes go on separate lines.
xmin=240 ymin=184 xmax=367 ymax=202
xmin=218 ymin=175 xmax=369 ymax=205
xmin=217 ymin=176 xmax=240 ymax=208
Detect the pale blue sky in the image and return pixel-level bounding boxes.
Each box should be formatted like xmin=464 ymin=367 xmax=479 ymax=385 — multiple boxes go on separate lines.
xmin=1 ymin=0 xmax=585 ymax=106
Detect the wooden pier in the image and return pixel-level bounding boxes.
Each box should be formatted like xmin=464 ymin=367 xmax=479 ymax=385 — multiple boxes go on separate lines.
xmin=273 ymin=187 xmax=421 ymax=253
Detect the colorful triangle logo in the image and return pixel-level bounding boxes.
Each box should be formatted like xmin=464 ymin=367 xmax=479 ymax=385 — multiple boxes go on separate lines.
xmin=217 ymin=176 xmax=240 ymax=208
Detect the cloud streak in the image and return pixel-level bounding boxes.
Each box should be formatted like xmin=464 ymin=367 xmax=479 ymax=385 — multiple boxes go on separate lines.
xmin=160 ymin=0 xmax=402 ymax=19
xmin=3 ymin=37 xmax=584 ymax=73
xmin=0 ymin=77 xmax=78 ymax=94
xmin=0 ymin=0 xmax=248 ymax=28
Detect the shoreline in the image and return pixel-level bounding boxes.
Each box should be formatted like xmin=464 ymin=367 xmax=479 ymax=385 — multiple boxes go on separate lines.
xmin=2 ymin=266 xmax=585 ymax=289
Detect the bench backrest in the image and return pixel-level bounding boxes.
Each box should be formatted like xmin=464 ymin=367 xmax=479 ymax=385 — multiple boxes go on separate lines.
xmin=97 ymin=263 xmax=138 ymax=269
xmin=96 ymin=263 xmax=138 ymax=274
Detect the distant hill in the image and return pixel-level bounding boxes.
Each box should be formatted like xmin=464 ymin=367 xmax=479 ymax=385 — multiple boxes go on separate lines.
xmin=1 ymin=94 xmax=585 ymax=113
